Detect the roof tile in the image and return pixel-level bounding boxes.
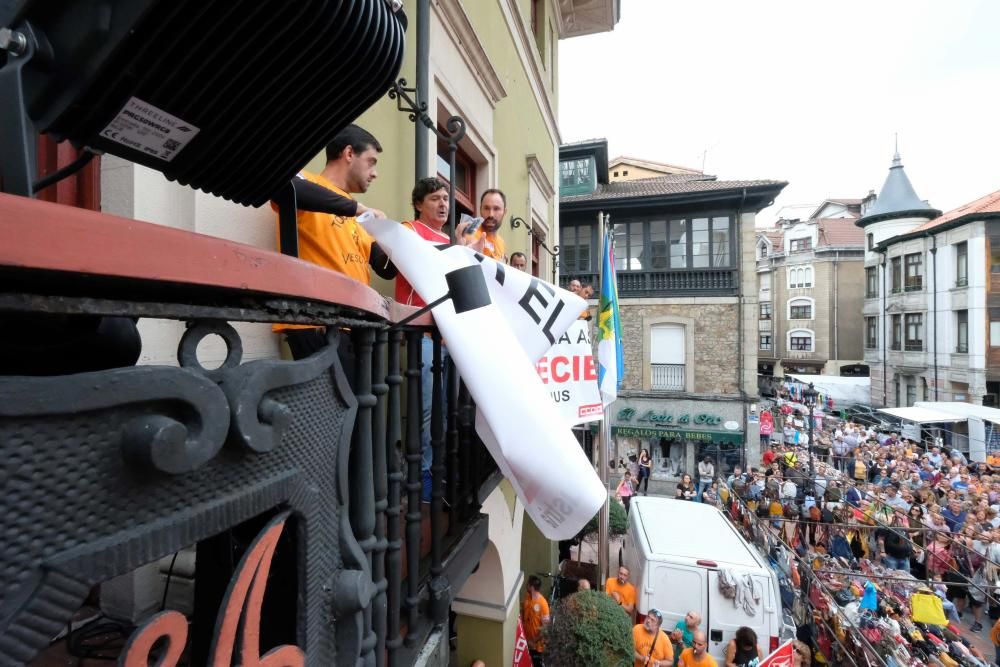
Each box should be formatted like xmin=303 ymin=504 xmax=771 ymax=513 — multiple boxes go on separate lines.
xmin=560 ymin=174 xmax=787 ymax=203
xmin=912 ymin=189 xmax=1000 ymax=233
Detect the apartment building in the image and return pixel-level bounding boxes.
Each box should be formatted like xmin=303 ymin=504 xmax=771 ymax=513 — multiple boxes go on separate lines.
xmin=860 ymin=152 xmax=1000 ymax=408
xmin=559 ymin=139 xmax=786 ymax=480
xmin=756 ymin=205 xmax=868 ymax=377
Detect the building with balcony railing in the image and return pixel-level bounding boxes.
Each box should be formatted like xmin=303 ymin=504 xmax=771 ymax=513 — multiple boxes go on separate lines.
xmin=755 ymin=198 xmax=868 ymax=379
xmin=0 ymin=1 xmax=620 ymax=665
xmin=558 ymin=139 xmax=786 ymax=486
xmin=859 ymin=152 xmax=1000 ymax=408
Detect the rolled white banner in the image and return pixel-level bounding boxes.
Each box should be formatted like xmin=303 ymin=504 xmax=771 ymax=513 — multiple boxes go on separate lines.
xmin=360 ymin=217 xmax=604 ymax=539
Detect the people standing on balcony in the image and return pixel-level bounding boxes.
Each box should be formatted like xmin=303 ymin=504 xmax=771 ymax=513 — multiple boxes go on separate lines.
xmin=396 ymin=177 xmax=454 ymax=503
xmin=522 ymin=575 xmax=550 ymax=665
xmin=509 ymin=251 xmax=528 ymax=271
xmin=461 ymin=189 xmax=508 ymax=262
xmin=273 ymin=124 xmax=396 ymax=361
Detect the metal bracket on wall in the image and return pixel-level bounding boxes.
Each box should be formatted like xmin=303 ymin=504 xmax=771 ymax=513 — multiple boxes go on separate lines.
xmin=388 ymin=78 xmax=467 ymax=243
xmin=510 ymin=216 xmax=560 ymax=281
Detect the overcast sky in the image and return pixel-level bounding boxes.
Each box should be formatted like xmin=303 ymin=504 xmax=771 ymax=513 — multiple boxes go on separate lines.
xmin=558 ymin=0 xmax=1000 ymax=225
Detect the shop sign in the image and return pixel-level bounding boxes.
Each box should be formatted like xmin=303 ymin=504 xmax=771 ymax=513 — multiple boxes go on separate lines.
xmin=611 ymin=425 xmax=743 ymax=444
xmin=616 ymin=407 xmax=725 ymax=427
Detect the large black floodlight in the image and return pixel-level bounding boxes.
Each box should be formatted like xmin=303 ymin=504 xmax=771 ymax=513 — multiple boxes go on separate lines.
xmin=0 ymin=0 xmax=406 ymax=206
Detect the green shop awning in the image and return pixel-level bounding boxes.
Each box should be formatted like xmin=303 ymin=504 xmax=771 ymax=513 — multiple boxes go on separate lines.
xmin=610 ymin=425 xmax=743 ymax=444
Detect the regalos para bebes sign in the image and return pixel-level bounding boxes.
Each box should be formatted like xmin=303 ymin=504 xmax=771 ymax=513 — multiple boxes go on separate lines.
xmin=536 ymin=319 xmax=603 ymax=425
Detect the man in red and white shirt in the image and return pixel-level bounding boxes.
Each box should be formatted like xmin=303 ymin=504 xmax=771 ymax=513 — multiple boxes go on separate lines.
xmin=395 ymin=178 xmax=452 ymax=306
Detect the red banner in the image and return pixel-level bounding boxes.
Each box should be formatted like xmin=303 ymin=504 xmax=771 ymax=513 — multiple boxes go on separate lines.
xmin=512 ymin=617 xmax=533 ymax=667
xmin=760 ymin=639 xmax=794 ymax=667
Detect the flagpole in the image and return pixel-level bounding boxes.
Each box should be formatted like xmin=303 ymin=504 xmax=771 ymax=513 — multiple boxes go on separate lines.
xmin=597 ymin=210 xmax=610 ymax=590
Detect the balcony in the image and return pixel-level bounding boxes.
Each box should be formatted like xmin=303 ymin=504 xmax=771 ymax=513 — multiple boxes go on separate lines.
xmin=0 ymin=195 xmax=499 ymax=666
xmin=905 ymin=278 xmax=923 ymax=292
xmin=651 ymin=363 xmax=685 ymax=391
xmin=561 ymin=268 xmax=738 ymax=297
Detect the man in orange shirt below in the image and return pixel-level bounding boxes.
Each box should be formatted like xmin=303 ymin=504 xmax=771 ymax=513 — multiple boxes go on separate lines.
xmin=460 ymin=189 xmax=507 ymax=261
xmin=632 ymin=608 xmax=673 ymax=667
xmin=273 ymin=124 xmax=396 ymax=360
xmin=521 ymin=576 xmax=550 ymax=665
xmin=678 ymin=630 xmax=718 ymax=667
xmin=605 ymin=566 xmax=637 ymax=618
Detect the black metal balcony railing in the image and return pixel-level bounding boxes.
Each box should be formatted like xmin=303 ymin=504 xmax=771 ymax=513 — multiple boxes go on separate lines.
xmin=0 ymin=195 xmax=499 ymax=666
xmin=904 ymin=278 xmax=923 ymax=292
xmin=560 ymin=267 xmax=737 ymax=296
xmin=651 ymin=363 xmax=685 ymax=391
xmin=956 ymin=343 xmax=969 ymax=353
xmin=905 ymin=341 xmax=924 ymax=352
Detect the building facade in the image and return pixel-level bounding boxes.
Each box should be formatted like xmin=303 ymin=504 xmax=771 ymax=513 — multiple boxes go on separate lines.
xmin=559 ymin=140 xmax=786 ymax=481
xmin=860 ymin=154 xmax=1000 ymax=408
xmin=756 ymin=208 xmax=867 ymax=378
xmin=90 ymin=3 xmax=619 ymax=665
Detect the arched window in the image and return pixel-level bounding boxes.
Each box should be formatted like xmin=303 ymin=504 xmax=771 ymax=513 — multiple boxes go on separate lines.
xmin=788 ymin=328 xmax=814 ymax=352
xmin=787 ymin=265 xmax=813 ymax=288
xmin=788 ymin=297 xmax=813 ymax=320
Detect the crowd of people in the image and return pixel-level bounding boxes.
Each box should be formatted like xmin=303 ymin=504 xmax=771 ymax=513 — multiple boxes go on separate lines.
xmin=720 ymin=397 xmax=1000 ymax=667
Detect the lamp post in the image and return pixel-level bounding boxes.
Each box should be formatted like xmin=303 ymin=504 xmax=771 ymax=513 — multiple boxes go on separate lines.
xmin=802 ymin=382 xmax=817 ymax=493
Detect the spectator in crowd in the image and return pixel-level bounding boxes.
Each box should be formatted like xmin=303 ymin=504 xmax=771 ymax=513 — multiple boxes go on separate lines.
xmin=637 ymin=448 xmax=653 ymax=495
xmin=521 ymin=575 xmax=550 ymax=664
xmin=673 ymin=611 xmax=701 ymax=650
xmin=632 ymin=608 xmax=673 ymax=667
xmin=697 ymin=457 xmax=715 ymax=502
xmin=676 ymin=473 xmax=696 ymax=501
xmin=509 ymin=251 xmax=527 ymax=271
xmin=941 ymin=497 xmax=968 ymax=532
xmin=678 ymin=630 xmax=717 ymax=667
xmin=605 ymin=566 xmax=637 ymax=618
xmin=724 ymin=626 xmax=762 ymax=667
xmin=617 ymin=471 xmax=636 ymax=513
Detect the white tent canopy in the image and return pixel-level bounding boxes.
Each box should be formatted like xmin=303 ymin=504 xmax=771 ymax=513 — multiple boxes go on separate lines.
xmin=914 ymin=401 xmax=1000 ymax=427
xmin=877 ymin=406 xmax=964 ymax=424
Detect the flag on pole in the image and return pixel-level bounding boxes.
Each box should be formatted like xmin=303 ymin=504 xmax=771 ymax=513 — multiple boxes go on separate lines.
xmin=512 ymin=617 xmax=533 ymax=667
xmin=596 ymin=219 xmax=623 ymax=405
xmin=759 ymin=639 xmax=795 ymax=667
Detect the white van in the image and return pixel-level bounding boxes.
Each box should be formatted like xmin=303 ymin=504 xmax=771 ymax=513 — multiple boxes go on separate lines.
xmin=621 ymin=497 xmax=792 ymax=662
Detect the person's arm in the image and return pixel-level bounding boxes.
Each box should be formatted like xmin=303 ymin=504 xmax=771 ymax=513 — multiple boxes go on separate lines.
xmin=368 ymin=242 xmax=398 ymax=280
xmin=289 ymin=178 xmax=359 ymax=217
xmin=724 ymin=640 xmax=738 ymax=667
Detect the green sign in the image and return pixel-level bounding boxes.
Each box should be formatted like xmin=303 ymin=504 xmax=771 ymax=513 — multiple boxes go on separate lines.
xmin=616 ymin=407 xmax=725 ymax=427
xmin=611 ymin=426 xmax=742 ymax=443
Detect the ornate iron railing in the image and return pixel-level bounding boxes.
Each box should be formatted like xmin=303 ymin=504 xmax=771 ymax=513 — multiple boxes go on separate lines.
xmin=650 ymin=363 xmax=685 ymax=391
xmin=0 ymin=194 xmax=498 ymax=666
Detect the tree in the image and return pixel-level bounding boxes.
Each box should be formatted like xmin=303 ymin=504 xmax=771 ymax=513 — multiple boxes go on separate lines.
xmin=544 ymin=590 xmax=633 ymax=666
xmin=579 ymin=495 xmax=628 ymax=539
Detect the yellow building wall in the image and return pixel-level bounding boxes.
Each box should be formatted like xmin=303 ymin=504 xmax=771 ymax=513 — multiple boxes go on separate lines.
xmin=609 ymin=164 xmax=674 ymax=182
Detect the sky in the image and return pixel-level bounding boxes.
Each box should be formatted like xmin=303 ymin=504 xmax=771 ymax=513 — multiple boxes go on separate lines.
xmin=558 ymin=0 xmax=1000 ymax=225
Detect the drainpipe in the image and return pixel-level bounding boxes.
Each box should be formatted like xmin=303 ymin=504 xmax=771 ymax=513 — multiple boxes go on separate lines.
xmin=880 ymin=249 xmax=888 ymax=406
xmin=929 ymin=234 xmax=939 ymax=400
xmin=415 ymin=0 xmax=431 ymax=179
xmin=833 ymin=251 xmax=839 ymax=367
xmin=736 ymin=188 xmax=748 ymax=469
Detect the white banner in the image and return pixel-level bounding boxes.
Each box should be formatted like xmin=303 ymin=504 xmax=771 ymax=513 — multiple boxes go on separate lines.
xmin=360 ymin=217 xmax=605 ymax=539
xmin=537 ymin=320 xmax=603 ymax=426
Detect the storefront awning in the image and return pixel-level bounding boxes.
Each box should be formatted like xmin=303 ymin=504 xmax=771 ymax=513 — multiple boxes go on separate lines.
xmin=611 ymin=425 xmax=743 ymax=444
xmin=877 ymin=407 xmax=963 ymax=424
